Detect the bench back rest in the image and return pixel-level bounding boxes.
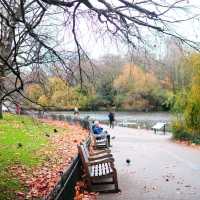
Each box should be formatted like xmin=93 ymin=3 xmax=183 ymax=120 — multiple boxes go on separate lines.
xmin=78 ymin=144 xmax=88 ymax=161
xmin=78 ymin=144 xmax=88 ymax=165
xmin=82 ymin=142 xmax=90 ymax=158
xmin=85 ymin=136 xmax=92 ymax=147
xmin=88 ymin=122 xmax=94 ymax=133
xmin=77 ymin=144 xmax=90 ymax=170
xmin=87 ymin=123 xmax=97 ymax=144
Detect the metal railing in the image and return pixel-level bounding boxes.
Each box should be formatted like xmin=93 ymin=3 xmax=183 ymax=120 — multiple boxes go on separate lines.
xmin=45 ymin=155 xmax=82 ymax=200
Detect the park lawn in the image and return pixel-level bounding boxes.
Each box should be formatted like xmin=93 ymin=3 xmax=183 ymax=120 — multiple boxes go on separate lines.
xmin=0 ymin=113 xmax=65 ymax=200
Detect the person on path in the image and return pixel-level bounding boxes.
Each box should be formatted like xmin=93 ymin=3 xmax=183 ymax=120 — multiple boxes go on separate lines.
xmin=16 ymin=103 xmax=21 ymax=115
xmin=74 ymin=107 xmax=79 ymax=118
xmin=108 ymin=111 xmax=115 ymax=128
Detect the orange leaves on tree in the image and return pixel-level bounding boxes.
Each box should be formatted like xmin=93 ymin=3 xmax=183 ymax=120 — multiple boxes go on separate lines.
xmin=114 ymin=64 xmax=159 ymax=93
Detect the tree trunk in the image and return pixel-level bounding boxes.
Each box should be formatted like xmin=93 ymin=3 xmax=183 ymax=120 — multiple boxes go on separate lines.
xmin=0 ymin=46 xmax=5 ymax=119
xmin=0 ymin=2 xmax=16 ymax=119
xmin=0 ymin=99 xmax=2 ymax=119
xmin=0 ymin=35 xmax=4 ymax=118
xmin=0 ymin=74 xmax=3 ymax=119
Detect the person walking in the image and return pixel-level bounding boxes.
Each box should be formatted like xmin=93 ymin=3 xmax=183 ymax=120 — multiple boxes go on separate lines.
xmin=16 ymin=103 xmax=21 ymax=115
xmin=74 ymin=107 xmax=79 ymax=117
xmin=108 ymin=111 xmax=115 ymax=128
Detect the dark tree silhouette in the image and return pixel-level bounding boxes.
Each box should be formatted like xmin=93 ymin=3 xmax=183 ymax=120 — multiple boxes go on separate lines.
xmin=0 ymin=0 xmax=199 ymax=118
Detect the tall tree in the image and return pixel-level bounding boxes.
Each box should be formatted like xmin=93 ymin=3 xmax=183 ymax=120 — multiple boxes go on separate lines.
xmin=0 ymin=0 xmax=199 ymax=118
xmin=0 ymin=1 xmax=21 ymax=118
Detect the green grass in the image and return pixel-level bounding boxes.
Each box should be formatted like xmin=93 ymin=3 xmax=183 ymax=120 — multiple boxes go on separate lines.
xmin=0 ymin=113 xmax=59 ymax=200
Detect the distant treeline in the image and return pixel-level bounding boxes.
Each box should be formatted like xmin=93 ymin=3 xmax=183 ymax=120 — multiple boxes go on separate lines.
xmin=24 ymin=63 xmax=172 ymax=112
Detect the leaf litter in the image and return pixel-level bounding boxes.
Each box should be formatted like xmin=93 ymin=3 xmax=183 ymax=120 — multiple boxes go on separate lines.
xmin=9 ymin=119 xmax=89 ymax=199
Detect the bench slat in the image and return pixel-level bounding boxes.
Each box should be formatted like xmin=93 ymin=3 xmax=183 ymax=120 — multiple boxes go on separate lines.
xmin=95 ymin=165 xmax=98 ymax=176
xmin=98 ymin=164 xmax=102 ymax=176
xmin=105 ymin=163 xmax=109 ymax=174
xmin=91 ymin=166 xmax=95 ymax=177
xmin=108 ymin=162 xmax=113 ymax=173
xmin=102 ymin=163 xmax=106 ymax=175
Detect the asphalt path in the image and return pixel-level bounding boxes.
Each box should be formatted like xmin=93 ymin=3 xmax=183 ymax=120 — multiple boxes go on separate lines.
xmin=98 ymin=126 xmax=200 ymax=200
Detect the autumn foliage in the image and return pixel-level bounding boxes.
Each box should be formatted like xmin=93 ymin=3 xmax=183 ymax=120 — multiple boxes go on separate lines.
xmin=25 ymin=77 xmax=81 ymax=109
xmin=25 ymin=63 xmax=170 ymax=111
xmin=10 ymin=119 xmax=88 ymax=199
xmin=74 ymin=181 xmax=97 ymax=200
xmin=113 ymin=64 xmax=164 ymax=110
xmin=172 ymin=53 xmax=200 ymax=143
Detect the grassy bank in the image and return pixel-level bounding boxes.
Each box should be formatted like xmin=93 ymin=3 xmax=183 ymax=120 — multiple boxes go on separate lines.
xmin=0 ymin=114 xmax=88 ymax=199
xmin=0 ymin=114 xmax=57 ymax=199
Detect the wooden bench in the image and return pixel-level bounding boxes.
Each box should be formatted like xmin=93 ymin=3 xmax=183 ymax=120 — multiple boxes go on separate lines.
xmin=78 ymin=144 xmax=119 ymax=192
xmin=89 ymin=124 xmax=109 ymax=149
xmin=81 ymin=142 xmax=114 ymax=162
xmin=152 ymin=122 xmax=166 ymax=135
xmin=84 ymin=136 xmax=113 ymax=157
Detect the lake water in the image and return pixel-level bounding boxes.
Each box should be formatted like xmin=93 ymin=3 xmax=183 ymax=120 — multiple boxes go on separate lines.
xmin=45 ymin=111 xmax=172 ymax=129
xmin=47 ymin=111 xmax=170 ymax=121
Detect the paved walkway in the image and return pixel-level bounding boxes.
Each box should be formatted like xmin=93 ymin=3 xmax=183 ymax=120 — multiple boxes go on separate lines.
xmin=98 ymin=126 xmax=200 ymax=200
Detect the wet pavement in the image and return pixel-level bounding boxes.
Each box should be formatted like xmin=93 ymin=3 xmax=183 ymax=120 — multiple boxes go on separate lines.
xmin=98 ymin=126 xmax=200 ymax=200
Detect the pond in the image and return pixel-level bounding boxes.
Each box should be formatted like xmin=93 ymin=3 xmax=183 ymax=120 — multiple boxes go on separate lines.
xmin=44 ymin=111 xmax=172 ymax=130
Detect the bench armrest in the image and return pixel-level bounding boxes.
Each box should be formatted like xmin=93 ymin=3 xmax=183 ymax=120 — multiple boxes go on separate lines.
xmin=88 ymin=157 xmax=115 ymax=165
xmin=88 ymin=153 xmax=113 ymax=161
xmin=90 ymin=149 xmax=111 ymax=155
xmin=93 ymin=133 xmax=107 ymax=138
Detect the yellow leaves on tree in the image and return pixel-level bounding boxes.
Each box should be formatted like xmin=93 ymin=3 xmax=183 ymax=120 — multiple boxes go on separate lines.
xmin=48 ymin=77 xmax=68 ymax=95
xmin=114 ymin=64 xmax=158 ymax=93
xmin=113 ymin=64 xmax=159 ymax=110
xmin=38 ymin=95 xmax=49 ymax=107
xmin=183 ymin=53 xmax=200 ymax=135
xmin=25 ymin=77 xmax=80 ymax=109
xmin=160 ymin=76 xmax=172 ymax=90
xmin=48 ymin=77 xmax=79 ymax=108
xmin=25 ymin=84 xmax=43 ymax=102
xmin=177 ymin=52 xmax=200 ymax=89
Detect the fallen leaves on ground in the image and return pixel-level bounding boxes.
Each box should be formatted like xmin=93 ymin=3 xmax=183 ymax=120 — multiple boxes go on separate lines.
xmin=143 ymin=185 xmax=158 ymax=193
xmin=74 ymin=181 xmax=97 ymax=200
xmin=10 ymin=119 xmax=88 ymax=199
xmin=174 ymin=140 xmax=200 ymax=149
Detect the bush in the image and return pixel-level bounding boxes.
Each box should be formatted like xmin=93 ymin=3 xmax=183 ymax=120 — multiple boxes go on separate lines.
xmin=192 ymin=136 xmax=200 ymax=144
xmin=171 ymin=53 xmax=200 ymax=144
xmin=171 ymin=119 xmax=200 ymax=144
xmin=171 ymin=120 xmax=191 ymax=140
xmin=184 ymin=87 xmax=200 ymax=136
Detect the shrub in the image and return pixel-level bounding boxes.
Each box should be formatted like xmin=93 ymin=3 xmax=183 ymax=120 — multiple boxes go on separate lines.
xmin=192 ymin=136 xmax=200 ymax=144
xmin=171 ymin=120 xmax=191 ymax=140
xmin=184 ymin=85 xmax=200 ymax=136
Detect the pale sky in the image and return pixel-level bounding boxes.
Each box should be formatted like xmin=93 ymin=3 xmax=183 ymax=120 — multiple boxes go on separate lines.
xmin=51 ymin=0 xmax=200 ymax=59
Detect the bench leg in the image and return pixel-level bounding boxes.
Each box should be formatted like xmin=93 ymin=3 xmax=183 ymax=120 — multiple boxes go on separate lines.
xmin=86 ymin=178 xmax=92 ymax=191
xmin=113 ymin=169 xmax=119 ymax=192
xmin=107 ymin=135 xmax=111 ymax=147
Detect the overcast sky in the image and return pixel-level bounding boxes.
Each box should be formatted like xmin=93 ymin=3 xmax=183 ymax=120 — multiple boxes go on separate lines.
xmin=53 ymin=0 xmax=200 ymax=59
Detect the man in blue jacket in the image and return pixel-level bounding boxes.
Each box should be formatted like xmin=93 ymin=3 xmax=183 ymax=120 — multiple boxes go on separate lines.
xmin=92 ymin=121 xmax=104 ymax=134
xmin=92 ymin=121 xmax=111 ymax=146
